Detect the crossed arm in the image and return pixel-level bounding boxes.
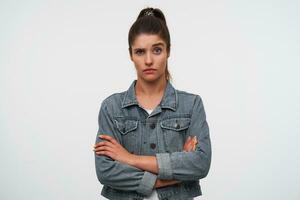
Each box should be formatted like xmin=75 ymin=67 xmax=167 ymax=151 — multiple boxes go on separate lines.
xmin=93 ymin=134 xmax=198 ymax=188
xmin=94 ymin=96 xmax=211 ymax=195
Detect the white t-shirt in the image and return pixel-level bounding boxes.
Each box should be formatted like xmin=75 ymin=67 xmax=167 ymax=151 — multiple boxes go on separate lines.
xmin=143 ymin=108 xmax=159 ymax=200
xmin=145 ymin=108 xmax=153 ymax=115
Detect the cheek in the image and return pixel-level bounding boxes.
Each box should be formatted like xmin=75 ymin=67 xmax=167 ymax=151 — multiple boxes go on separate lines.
xmin=158 ymin=57 xmax=168 ymax=68
xmin=132 ymin=59 xmax=142 ymax=69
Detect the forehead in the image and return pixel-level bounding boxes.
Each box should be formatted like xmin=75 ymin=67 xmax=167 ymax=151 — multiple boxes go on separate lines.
xmin=132 ymin=34 xmax=166 ymax=48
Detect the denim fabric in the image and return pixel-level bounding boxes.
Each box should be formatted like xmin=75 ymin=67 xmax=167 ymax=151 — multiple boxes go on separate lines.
xmin=95 ymin=80 xmax=211 ymax=200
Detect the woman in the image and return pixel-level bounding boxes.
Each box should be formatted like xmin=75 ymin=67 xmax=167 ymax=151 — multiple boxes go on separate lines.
xmin=93 ymin=7 xmax=211 ymax=200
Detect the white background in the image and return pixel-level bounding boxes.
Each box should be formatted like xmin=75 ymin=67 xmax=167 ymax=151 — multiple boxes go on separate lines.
xmin=1 ymin=0 xmax=299 ymax=200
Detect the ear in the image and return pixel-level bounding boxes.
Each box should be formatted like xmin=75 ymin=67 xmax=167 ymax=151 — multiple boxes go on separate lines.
xmin=129 ymin=48 xmax=133 ymax=61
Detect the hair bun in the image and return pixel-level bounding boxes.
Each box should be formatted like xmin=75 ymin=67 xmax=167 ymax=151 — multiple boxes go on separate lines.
xmin=144 ymin=8 xmax=154 ymax=16
xmin=137 ymin=7 xmax=167 ymax=24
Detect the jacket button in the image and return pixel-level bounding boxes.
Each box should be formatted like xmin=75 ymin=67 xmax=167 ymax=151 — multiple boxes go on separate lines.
xmin=150 ymin=123 xmax=155 ymax=129
xmin=150 ymin=143 xmax=156 ymax=149
xmin=175 ymin=123 xmax=180 ymax=129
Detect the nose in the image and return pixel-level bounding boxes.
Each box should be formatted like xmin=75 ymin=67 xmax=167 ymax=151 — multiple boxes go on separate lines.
xmin=145 ymin=52 xmax=153 ymax=66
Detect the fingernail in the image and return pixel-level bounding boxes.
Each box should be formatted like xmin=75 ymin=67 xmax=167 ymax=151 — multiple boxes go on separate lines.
xmin=99 ymin=135 xmax=103 ymax=138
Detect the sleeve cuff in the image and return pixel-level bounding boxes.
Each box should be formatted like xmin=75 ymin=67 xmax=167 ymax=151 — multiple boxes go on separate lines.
xmin=156 ymin=153 xmax=173 ymax=180
xmin=136 ymin=171 xmax=157 ymax=196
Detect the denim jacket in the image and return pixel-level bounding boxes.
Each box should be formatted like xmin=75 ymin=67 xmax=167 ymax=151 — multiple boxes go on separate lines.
xmin=95 ymin=80 xmax=212 ymax=200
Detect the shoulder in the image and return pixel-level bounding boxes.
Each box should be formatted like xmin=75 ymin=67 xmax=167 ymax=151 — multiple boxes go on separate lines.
xmin=102 ymin=92 xmax=125 ymax=104
xmin=175 ymin=88 xmax=204 ymax=105
xmin=99 ymin=91 xmax=126 ymax=110
xmin=174 ymin=88 xmax=207 ymax=120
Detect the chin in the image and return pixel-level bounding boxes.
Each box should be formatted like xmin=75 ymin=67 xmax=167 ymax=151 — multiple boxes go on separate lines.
xmin=142 ymin=76 xmax=159 ymax=82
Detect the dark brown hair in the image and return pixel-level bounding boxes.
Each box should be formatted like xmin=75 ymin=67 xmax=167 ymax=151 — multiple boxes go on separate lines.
xmin=128 ymin=7 xmax=172 ymax=81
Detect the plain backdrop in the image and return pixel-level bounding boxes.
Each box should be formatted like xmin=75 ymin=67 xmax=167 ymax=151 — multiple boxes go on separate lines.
xmin=1 ymin=0 xmax=299 ymax=200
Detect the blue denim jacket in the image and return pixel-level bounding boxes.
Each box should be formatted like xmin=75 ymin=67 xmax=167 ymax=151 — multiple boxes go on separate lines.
xmin=95 ymin=80 xmax=211 ymax=200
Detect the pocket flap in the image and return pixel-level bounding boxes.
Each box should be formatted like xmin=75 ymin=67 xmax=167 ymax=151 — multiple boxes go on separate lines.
xmin=114 ymin=119 xmax=138 ymax=135
xmin=160 ymin=118 xmax=191 ymax=131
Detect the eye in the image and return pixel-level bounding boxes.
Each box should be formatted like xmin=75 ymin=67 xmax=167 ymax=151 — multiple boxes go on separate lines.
xmin=135 ymin=49 xmax=144 ymax=56
xmin=153 ymin=47 xmax=162 ymax=55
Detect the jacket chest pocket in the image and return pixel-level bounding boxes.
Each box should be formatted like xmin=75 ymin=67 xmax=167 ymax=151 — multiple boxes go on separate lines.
xmin=160 ymin=117 xmax=191 ymax=152
xmin=114 ymin=118 xmax=139 ymax=153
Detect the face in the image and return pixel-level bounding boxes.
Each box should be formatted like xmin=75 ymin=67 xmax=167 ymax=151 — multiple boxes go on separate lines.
xmin=130 ymin=34 xmax=170 ymax=83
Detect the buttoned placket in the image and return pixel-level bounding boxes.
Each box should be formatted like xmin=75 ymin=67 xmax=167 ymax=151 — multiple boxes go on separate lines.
xmin=138 ymin=105 xmax=162 ymax=155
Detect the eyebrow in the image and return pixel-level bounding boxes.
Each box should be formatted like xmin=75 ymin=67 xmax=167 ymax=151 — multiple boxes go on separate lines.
xmin=133 ymin=42 xmax=165 ymax=51
xmin=152 ymin=42 xmax=165 ymax=47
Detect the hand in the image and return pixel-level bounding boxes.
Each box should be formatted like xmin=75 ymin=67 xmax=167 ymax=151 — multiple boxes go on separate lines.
xmin=93 ymin=134 xmax=135 ymax=165
xmin=155 ymin=179 xmax=180 ymax=188
xmin=183 ymin=136 xmax=198 ymax=152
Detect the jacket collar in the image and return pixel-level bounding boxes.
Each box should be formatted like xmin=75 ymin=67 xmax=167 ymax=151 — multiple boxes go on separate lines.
xmin=121 ymin=79 xmax=177 ymax=111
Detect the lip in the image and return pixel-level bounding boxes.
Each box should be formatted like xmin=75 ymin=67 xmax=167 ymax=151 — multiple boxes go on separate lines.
xmin=143 ymin=68 xmax=157 ymax=73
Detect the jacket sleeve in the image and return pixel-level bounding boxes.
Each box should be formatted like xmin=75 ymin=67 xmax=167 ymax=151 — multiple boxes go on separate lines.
xmin=155 ymin=95 xmax=212 ymax=181
xmin=94 ymin=100 xmax=157 ymax=196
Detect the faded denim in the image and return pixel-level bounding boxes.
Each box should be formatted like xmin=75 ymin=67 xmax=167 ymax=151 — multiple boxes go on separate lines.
xmin=95 ymin=80 xmax=212 ymax=200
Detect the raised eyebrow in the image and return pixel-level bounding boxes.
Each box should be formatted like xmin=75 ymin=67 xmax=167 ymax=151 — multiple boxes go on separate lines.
xmin=152 ymin=42 xmax=165 ymax=47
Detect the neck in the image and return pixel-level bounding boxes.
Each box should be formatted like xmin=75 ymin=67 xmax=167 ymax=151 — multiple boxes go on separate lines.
xmin=135 ymin=77 xmax=167 ymax=97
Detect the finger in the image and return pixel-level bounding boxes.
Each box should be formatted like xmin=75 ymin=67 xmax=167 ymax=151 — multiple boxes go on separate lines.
xmin=95 ymin=150 xmax=114 ymax=158
xmin=192 ymin=136 xmax=198 ymax=150
xmin=187 ymin=136 xmax=197 ymax=151
xmin=94 ymin=140 xmax=115 ymax=148
xmin=187 ymin=144 xmax=193 ymax=152
xmin=94 ymin=145 xmax=114 ymax=153
xmin=185 ymin=136 xmax=191 ymax=143
xmin=94 ymin=141 xmax=106 ymax=148
xmin=183 ymin=137 xmax=191 ymax=150
xmin=99 ymin=134 xmax=119 ymax=145
xmin=95 ymin=150 xmax=107 ymax=155
xmin=183 ymin=136 xmax=191 ymax=147
xmin=184 ymin=140 xmax=194 ymax=152
xmin=187 ymin=142 xmax=194 ymax=151
xmin=193 ymin=136 xmax=198 ymax=145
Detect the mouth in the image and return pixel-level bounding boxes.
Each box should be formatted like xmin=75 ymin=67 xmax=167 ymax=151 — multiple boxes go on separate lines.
xmin=143 ymin=68 xmax=157 ymax=73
